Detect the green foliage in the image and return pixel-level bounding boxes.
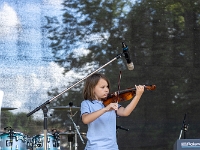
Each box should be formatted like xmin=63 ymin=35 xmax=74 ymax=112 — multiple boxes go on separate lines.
xmin=1 ymin=111 xmax=43 ymax=136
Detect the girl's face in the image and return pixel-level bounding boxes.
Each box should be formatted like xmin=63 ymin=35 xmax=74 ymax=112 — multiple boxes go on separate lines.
xmin=94 ymin=78 xmax=109 ymax=100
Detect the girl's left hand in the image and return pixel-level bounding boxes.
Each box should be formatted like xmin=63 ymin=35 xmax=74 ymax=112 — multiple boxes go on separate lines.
xmin=135 ymin=85 xmax=144 ymax=96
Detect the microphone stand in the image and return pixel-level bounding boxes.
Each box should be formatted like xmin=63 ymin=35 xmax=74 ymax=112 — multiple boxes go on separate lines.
xmin=67 ymin=110 xmax=85 ymax=150
xmin=42 ymin=106 xmax=48 ymax=150
xmin=26 ymin=52 xmax=123 ymax=150
xmin=116 ymin=125 xmax=129 ymax=132
xmin=116 ymin=125 xmax=129 ymax=143
xmin=179 ymin=113 xmax=189 ymax=139
xmin=8 ymin=127 xmax=14 ymax=149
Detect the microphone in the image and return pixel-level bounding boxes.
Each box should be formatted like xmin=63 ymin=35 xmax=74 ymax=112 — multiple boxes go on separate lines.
xmin=122 ymin=42 xmax=134 ymax=70
xmin=69 ymin=101 xmax=73 ymax=107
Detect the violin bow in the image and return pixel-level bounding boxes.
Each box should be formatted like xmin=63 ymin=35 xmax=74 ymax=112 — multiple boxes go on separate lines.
xmin=116 ymin=71 xmax=122 ymax=103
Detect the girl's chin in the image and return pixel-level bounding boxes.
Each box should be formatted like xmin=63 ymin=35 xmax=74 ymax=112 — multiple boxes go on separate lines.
xmin=101 ymin=96 xmax=107 ymax=100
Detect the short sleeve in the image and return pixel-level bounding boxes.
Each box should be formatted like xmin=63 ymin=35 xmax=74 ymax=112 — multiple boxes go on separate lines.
xmin=80 ymin=100 xmax=91 ymax=116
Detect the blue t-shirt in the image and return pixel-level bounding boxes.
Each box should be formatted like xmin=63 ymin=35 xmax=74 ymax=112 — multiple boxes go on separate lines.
xmin=81 ymin=100 xmax=119 ymax=150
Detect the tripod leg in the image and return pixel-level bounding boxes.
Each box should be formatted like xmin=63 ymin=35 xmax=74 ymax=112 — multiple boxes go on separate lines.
xmin=74 ymin=131 xmax=78 ymax=150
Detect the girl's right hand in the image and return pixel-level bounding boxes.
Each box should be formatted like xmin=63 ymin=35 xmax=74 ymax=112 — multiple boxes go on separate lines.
xmin=105 ymin=102 xmax=118 ymax=111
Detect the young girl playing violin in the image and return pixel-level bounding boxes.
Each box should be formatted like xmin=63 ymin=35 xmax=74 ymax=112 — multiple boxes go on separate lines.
xmin=80 ymin=73 xmax=144 ymax=150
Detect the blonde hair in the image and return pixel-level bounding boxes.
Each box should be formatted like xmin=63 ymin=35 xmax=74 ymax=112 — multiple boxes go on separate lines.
xmin=83 ymin=73 xmax=110 ymax=100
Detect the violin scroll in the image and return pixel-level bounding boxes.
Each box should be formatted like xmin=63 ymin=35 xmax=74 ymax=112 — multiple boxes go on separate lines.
xmin=145 ymin=85 xmax=156 ymax=91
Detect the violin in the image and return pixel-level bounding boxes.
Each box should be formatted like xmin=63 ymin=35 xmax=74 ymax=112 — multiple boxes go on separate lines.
xmin=103 ymin=85 xmax=156 ymax=106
